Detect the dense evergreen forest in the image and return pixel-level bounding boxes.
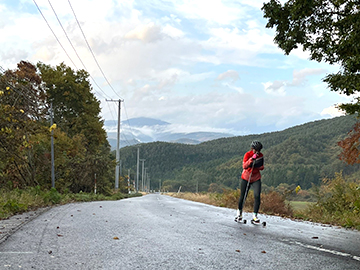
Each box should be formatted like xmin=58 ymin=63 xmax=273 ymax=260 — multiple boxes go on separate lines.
xmin=119 ymin=115 xmax=360 ymax=192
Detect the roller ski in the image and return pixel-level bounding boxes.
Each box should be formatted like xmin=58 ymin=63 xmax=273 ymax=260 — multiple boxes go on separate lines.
xmin=235 ymin=215 xmax=247 ymax=224
xmin=250 ymin=214 xmax=266 ymax=226
xmin=234 ymin=210 xmax=247 ymax=224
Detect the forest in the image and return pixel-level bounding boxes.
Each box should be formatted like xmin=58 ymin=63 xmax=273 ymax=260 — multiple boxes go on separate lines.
xmin=119 ymin=115 xmax=360 ymax=192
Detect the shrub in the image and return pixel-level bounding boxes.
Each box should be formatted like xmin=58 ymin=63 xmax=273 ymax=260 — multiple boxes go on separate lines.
xmin=306 ymin=172 xmax=360 ymax=229
xmin=3 ymin=199 xmax=28 ymax=214
xmin=261 ymin=191 xmax=293 ymax=216
xmin=43 ymin=188 xmax=62 ymax=205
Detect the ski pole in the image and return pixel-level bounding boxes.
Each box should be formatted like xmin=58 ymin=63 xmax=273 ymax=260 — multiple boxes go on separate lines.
xmin=241 ymin=159 xmax=256 ymax=214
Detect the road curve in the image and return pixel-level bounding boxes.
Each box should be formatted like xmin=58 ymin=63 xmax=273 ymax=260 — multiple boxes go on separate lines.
xmin=0 ymin=194 xmax=359 ymax=269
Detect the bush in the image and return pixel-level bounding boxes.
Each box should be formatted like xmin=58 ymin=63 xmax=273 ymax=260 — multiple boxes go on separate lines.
xmin=261 ymin=191 xmax=293 ymax=216
xmin=43 ymin=188 xmax=62 ymax=205
xmin=306 ymin=172 xmax=360 ymax=229
xmin=2 ymin=199 xmax=28 ymax=214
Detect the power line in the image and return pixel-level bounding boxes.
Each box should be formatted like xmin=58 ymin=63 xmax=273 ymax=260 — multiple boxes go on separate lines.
xmin=68 ymin=0 xmax=122 ymax=99
xmin=33 ymin=0 xmax=138 ymax=143
xmin=123 ymin=101 xmax=138 ymax=143
xmin=66 ymin=1 xmax=137 ymax=143
xmin=47 ymin=0 xmax=111 ymax=100
xmin=32 ymin=0 xmax=78 ymax=70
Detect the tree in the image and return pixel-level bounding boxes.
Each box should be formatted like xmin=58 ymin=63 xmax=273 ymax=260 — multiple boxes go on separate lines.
xmin=37 ymin=62 xmax=107 ymax=151
xmin=0 ymin=61 xmax=48 ymax=188
xmin=37 ymin=62 xmax=112 ymax=192
xmin=262 ymin=0 xmax=360 ymax=114
xmin=338 ymin=122 xmax=360 ymax=164
xmin=0 ymin=61 xmax=114 ymax=193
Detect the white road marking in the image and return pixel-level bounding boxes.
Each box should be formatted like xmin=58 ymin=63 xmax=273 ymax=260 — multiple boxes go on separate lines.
xmin=0 ymin=252 xmax=33 ymax=254
xmin=291 ymin=241 xmax=360 ymax=262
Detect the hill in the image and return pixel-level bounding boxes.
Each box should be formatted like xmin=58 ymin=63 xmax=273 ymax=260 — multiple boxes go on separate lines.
xmin=118 ymin=115 xmax=360 ymax=192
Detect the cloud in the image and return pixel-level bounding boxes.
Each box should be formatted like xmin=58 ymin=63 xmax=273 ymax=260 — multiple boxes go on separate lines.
xmin=0 ymin=0 xmax=343 ymax=138
xmin=262 ymin=68 xmax=327 ymax=96
xmin=262 ymin=81 xmax=286 ymax=96
xmin=202 ymin=26 xmax=279 ymax=66
xmin=321 ymin=106 xmax=345 ymax=117
xmin=124 ymin=22 xmax=164 ymax=43
xmin=174 ymin=0 xmax=247 ymax=25
xmin=216 ymin=70 xmax=239 ymax=82
xmin=291 ymin=68 xmax=326 ymax=86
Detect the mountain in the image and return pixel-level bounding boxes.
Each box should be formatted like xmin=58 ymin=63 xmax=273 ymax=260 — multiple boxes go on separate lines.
xmin=118 ymin=115 xmax=360 ymax=192
xmin=105 ymin=117 xmax=233 ymax=149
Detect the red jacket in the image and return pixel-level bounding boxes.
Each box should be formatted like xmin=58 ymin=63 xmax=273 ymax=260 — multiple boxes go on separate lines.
xmin=241 ymin=150 xmax=264 ymax=183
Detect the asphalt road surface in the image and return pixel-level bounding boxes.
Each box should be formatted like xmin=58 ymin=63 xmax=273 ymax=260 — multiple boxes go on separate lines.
xmin=0 ymin=194 xmax=359 ymax=269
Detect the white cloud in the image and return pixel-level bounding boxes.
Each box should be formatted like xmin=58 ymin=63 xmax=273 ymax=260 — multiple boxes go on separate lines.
xmin=162 ymin=24 xmax=184 ymax=39
xmin=262 ymin=68 xmax=327 ymax=96
xmin=291 ymin=68 xmax=326 ymax=86
xmin=202 ymin=26 xmax=279 ymax=66
xmin=0 ymin=0 xmax=343 ymax=137
xmin=216 ymin=70 xmax=239 ymax=82
xmin=174 ymin=0 xmax=246 ymax=25
xmin=124 ymin=22 xmax=164 ymax=43
xmin=321 ymin=106 xmax=345 ymax=118
xmin=262 ymin=81 xmax=286 ymax=96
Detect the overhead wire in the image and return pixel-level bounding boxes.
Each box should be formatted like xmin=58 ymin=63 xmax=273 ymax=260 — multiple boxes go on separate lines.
xmin=33 ymin=0 xmax=118 ymax=126
xmin=32 ymin=0 xmax=78 ymax=70
xmin=47 ymin=0 xmax=111 ymax=100
xmin=123 ymin=102 xmax=139 ymax=143
xmin=67 ymin=0 xmax=134 ymax=141
xmin=67 ymin=0 xmax=122 ymax=99
xmin=33 ymin=0 xmax=137 ymax=144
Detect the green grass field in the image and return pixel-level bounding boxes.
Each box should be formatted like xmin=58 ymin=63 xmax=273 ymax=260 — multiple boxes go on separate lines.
xmin=288 ymin=201 xmax=314 ymax=212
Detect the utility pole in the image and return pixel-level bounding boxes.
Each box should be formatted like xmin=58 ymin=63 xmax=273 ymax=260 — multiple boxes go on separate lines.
xmin=120 ymin=160 xmax=122 ymax=181
xmin=140 ymin=159 xmax=145 ymax=191
xmin=94 ymin=173 xmax=97 ymax=194
xmin=128 ymin=169 xmax=130 ymax=194
xmin=106 ymin=99 xmax=123 ymax=190
xmin=136 ymin=147 xmax=139 ymax=192
xmin=144 ymin=168 xmax=148 ymax=192
xmin=50 ymin=103 xmax=55 ymax=188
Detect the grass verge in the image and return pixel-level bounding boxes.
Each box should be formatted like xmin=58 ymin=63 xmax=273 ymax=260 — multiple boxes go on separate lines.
xmin=170 ymin=181 xmax=360 ymax=230
xmin=0 ymin=186 xmax=142 ymax=220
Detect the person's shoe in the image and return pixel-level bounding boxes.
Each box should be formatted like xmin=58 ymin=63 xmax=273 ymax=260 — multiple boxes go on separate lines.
xmin=234 ymin=209 xmax=242 ymax=222
xmin=252 ymin=214 xmax=260 ymax=223
xmin=235 ymin=215 xmax=243 ymax=222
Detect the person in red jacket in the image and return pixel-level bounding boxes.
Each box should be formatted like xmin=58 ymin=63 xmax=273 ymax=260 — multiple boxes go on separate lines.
xmin=235 ymin=140 xmax=264 ymax=223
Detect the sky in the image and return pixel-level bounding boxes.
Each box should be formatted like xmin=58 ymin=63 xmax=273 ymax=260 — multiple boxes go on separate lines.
xmin=0 ymin=0 xmax=349 ymax=137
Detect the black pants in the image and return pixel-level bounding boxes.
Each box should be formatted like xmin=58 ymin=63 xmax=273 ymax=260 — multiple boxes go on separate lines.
xmin=238 ymin=179 xmax=261 ymax=214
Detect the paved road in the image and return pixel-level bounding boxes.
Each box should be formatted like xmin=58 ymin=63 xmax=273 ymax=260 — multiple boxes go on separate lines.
xmin=0 ymin=194 xmax=359 ymax=269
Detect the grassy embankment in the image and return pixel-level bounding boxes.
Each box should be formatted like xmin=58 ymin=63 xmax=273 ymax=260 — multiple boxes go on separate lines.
xmin=0 ymin=186 xmax=141 ymax=220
